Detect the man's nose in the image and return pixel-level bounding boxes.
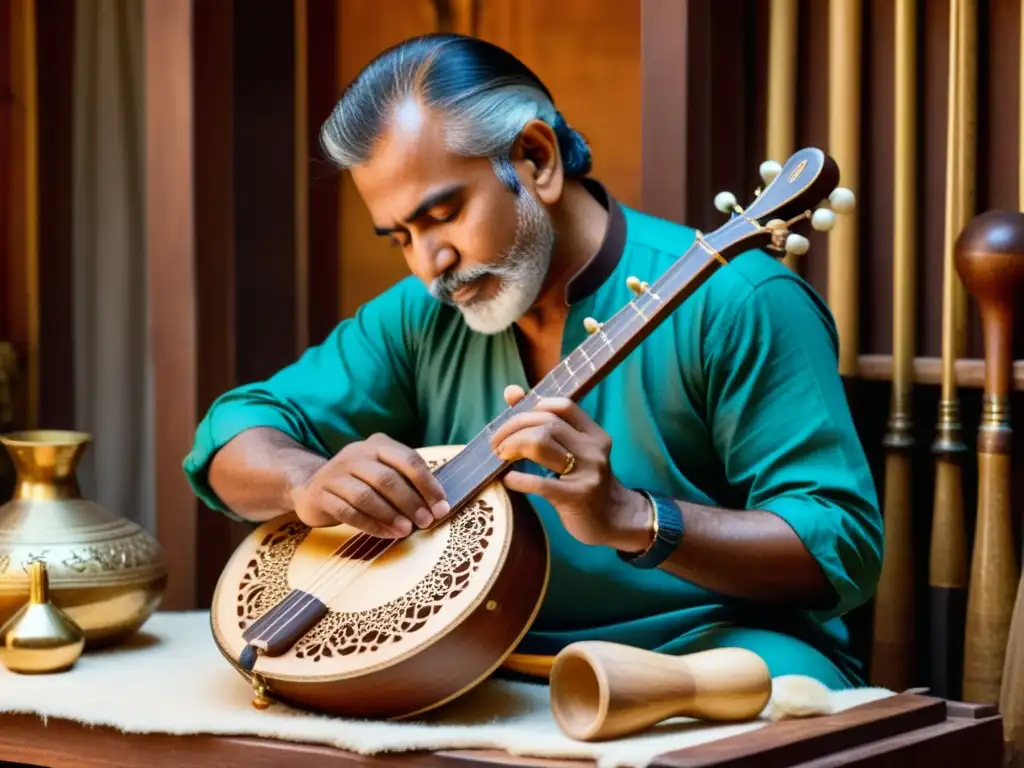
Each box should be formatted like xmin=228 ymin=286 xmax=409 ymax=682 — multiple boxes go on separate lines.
xmin=414 ymin=239 xmax=458 ymax=283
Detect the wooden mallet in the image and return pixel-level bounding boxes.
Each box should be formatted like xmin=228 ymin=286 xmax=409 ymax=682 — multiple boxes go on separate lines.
xmin=955 ymin=210 xmax=1023 ymax=704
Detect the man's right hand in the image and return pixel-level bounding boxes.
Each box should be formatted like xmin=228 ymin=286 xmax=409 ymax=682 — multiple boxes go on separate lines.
xmin=288 ymin=433 xmax=450 ymax=537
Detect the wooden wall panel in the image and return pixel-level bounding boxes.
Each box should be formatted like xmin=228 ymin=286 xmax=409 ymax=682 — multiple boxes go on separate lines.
xmin=305 ymin=0 xmax=340 ymax=346
xmin=6 ymin=0 xmax=37 ymax=430
xmin=333 ymin=0 xmax=642 ymax=318
xmin=337 ymin=0 xmax=436 ymax=319
xmin=34 ymin=0 xmax=74 ymax=430
xmin=193 ymin=0 xmax=243 ymax=608
xmin=1 ymin=4 xmax=12 ymax=349
xmin=234 ymin=0 xmax=299 ymax=385
xmin=0 ymin=2 xmax=13 ymax=500
xmin=639 ymin=0 xmax=1024 ymax=689
xmin=145 ymin=0 xmax=197 ymax=611
xmin=474 ymin=0 xmax=642 ymax=212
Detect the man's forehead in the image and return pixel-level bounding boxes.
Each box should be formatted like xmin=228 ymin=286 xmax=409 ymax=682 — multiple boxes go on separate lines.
xmin=365 ymin=98 xmax=451 ymax=176
xmin=353 ymin=99 xmax=480 ymax=222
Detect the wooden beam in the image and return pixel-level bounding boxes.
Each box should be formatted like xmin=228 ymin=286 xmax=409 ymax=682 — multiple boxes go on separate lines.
xmin=857 ymin=354 xmax=1024 ymax=390
xmin=145 ymin=0 xmax=197 ymax=610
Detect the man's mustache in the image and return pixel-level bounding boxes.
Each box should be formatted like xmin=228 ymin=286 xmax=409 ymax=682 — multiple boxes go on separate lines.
xmin=429 ymin=263 xmax=516 ymax=302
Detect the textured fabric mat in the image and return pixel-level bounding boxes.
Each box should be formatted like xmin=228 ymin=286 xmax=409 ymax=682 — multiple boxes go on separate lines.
xmin=0 ymin=611 xmax=894 ymax=768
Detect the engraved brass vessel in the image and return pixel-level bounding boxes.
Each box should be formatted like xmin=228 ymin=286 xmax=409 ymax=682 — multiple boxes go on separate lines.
xmin=0 ymin=560 xmax=85 ymax=673
xmin=0 ymin=430 xmax=167 ymax=648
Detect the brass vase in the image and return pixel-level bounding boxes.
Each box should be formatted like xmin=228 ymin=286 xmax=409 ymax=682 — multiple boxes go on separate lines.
xmin=0 ymin=430 xmax=167 ymax=648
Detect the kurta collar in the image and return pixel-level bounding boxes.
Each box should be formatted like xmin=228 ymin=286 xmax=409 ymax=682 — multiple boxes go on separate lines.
xmin=564 ymin=178 xmax=628 ymax=305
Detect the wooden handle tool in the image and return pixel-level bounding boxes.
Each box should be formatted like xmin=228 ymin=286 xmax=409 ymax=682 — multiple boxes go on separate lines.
xmin=955 ymin=210 xmax=1024 ymax=704
xmin=548 ymin=642 xmax=771 ymax=742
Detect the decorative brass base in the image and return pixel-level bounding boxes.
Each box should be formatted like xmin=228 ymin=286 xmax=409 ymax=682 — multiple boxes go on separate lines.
xmin=0 ymin=561 xmax=85 ymax=673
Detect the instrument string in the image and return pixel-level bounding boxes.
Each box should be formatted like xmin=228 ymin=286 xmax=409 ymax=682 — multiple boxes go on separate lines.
xmin=249 ymin=529 xmax=386 ymax=644
xmin=248 ymin=216 xmax=760 ymax=648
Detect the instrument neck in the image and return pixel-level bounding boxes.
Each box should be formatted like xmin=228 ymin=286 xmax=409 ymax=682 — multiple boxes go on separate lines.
xmin=434 ymin=221 xmax=754 ymax=513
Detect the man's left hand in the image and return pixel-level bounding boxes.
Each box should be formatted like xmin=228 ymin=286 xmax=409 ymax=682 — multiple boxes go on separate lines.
xmin=488 ymin=385 xmax=653 ymax=552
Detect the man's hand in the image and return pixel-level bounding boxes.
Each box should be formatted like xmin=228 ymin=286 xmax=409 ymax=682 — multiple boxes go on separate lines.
xmin=489 ymin=385 xmax=653 ymax=552
xmin=288 ymin=433 xmax=450 ymax=537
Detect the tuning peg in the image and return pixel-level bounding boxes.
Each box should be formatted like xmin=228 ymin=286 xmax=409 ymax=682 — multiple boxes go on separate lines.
xmin=759 ymin=160 xmax=782 ymax=185
xmin=626 ymin=276 xmax=646 ymax=295
xmin=583 ymin=317 xmax=602 ymax=334
xmin=828 ymin=187 xmax=856 ymax=214
xmin=714 ymin=191 xmax=742 ymax=215
xmin=811 ymin=207 xmax=837 ymax=232
xmin=785 ymin=233 xmax=810 ymax=255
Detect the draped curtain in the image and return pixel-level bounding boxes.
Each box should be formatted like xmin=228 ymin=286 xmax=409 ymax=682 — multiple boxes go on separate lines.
xmin=71 ymin=0 xmax=154 ymax=534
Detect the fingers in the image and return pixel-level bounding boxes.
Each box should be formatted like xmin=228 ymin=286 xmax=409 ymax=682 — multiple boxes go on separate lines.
xmin=497 ymin=389 xmax=608 ymax=445
xmin=532 ymin=397 xmax=607 ymax=441
xmin=298 ymin=485 xmax=400 ymax=538
xmin=501 ymin=469 xmax=561 ymax=498
xmin=503 ymin=384 xmax=527 ymax=406
xmin=369 ymin=434 xmax=451 ymax=521
xmin=492 ymin=417 xmax=582 ymax=477
xmin=319 ymin=474 xmax=415 ymax=537
xmin=348 ymin=459 xmax=434 ymax=530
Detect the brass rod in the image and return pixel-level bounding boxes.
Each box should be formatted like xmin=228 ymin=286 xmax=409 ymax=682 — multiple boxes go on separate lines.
xmin=871 ymin=0 xmax=918 ymax=693
xmin=929 ymin=0 xmax=976 ymax=702
xmin=827 ymin=0 xmax=861 ymax=375
xmin=766 ymin=0 xmax=798 ymax=270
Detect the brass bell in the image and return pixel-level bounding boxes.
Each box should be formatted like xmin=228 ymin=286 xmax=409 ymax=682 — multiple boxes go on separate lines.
xmin=0 ymin=561 xmax=85 ymax=674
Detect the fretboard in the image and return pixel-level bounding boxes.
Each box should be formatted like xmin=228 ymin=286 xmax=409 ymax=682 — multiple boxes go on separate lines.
xmin=433 ymin=215 xmax=756 ymax=513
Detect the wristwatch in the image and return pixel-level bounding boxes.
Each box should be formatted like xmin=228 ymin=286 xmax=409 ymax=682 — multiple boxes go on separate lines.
xmin=616 ymin=490 xmax=684 ymax=569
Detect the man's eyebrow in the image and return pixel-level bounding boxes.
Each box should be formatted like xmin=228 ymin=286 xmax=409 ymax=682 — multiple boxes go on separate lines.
xmin=373 ymin=184 xmax=464 ymax=235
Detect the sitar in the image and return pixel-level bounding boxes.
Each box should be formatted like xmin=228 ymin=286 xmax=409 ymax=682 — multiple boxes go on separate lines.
xmin=209 ymin=148 xmax=855 ymax=720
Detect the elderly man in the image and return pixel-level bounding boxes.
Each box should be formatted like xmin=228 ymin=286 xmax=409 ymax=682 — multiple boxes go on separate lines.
xmin=183 ymin=33 xmax=882 ymax=690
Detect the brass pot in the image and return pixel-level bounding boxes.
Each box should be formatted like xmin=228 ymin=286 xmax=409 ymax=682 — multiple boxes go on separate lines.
xmin=0 ymin=430 xmax=167 ymax=648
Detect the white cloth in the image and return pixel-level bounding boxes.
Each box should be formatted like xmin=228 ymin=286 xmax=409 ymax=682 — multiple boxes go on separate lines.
xmin=0 ymin=611 xmax=894 ymax=768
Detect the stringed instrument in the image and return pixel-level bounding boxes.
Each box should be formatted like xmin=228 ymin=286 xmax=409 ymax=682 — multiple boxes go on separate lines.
xmin=209 ymin=147 xmax=855 ymax=720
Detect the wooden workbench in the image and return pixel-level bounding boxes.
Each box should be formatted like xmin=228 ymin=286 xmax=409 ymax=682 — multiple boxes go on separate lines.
xmin=0 ymin=692 xmax=1004 ymax=767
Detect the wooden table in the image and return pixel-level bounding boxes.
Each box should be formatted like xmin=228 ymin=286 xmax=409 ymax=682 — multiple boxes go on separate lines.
xmin=0 ymin=692 xmax=1004 ymax=767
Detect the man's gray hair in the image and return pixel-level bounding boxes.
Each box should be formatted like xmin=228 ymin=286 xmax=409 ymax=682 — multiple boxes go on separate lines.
xmin=319 ymin=34 xmax=592 ymax=191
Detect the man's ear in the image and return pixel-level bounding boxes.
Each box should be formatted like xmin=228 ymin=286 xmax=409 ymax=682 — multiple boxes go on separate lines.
xmin=510 ymin=119 xmax=563 ymax=204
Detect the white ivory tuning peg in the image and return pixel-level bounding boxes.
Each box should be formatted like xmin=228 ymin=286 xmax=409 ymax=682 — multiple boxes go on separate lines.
xmin=714 ymin=191 xmax=740 ymax=214
xmin=785 ymin=233 xmax=810 ymax=255
xmin=626 ymin=276 xmax=646 ymax=295
xmin=583 ymin=317 xmax=602 ymax=334
xmin=811 ymin=207 xmax=837 ymax=232
xmin=760 ymin=160 xmax=782 ymax=185
xmin=828 ymin=187 xmax=856 ymax=214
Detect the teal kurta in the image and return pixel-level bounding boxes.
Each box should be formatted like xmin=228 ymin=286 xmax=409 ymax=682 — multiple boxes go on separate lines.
xmin=183 ymin=182 xmax=882 ymax=689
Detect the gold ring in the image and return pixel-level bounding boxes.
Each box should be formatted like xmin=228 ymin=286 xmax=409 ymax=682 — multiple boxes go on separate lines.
xmin=560 ymin=451 xmax=575 ymax=477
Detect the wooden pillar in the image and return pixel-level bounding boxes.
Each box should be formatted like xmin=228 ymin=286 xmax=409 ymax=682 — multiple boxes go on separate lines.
xmin=6 ymin=0 xmax=38 ymax=430
xmin=640 ymin=0 xmax=766 ymax=230
xmin=306 ymin=0 xmax=340 ymax=346
xmin=145 ymin=0 xmax=197 ymax=610
xmin=35 ymin=0 xmax=75 ymax=431
xmin=640 ymin=0 xmax=690 ymax=224
xmin=193 ymin=0 xmax=241 ymax=607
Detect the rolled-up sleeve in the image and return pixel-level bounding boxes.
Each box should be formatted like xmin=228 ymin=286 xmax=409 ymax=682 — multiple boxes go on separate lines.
xmin=703 ymin=273 xmax=883 ymax=620
xmin=183 ymin=278 xmax=427 ymax=515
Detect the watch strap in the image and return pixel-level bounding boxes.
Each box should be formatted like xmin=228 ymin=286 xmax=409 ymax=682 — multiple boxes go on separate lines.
xmin=617 ymin=490 xmax=683 ymax=569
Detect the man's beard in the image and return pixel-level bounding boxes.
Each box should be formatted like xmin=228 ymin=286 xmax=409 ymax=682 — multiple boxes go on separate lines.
xmin=428 ymin=189 xmax=555 ymax=335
